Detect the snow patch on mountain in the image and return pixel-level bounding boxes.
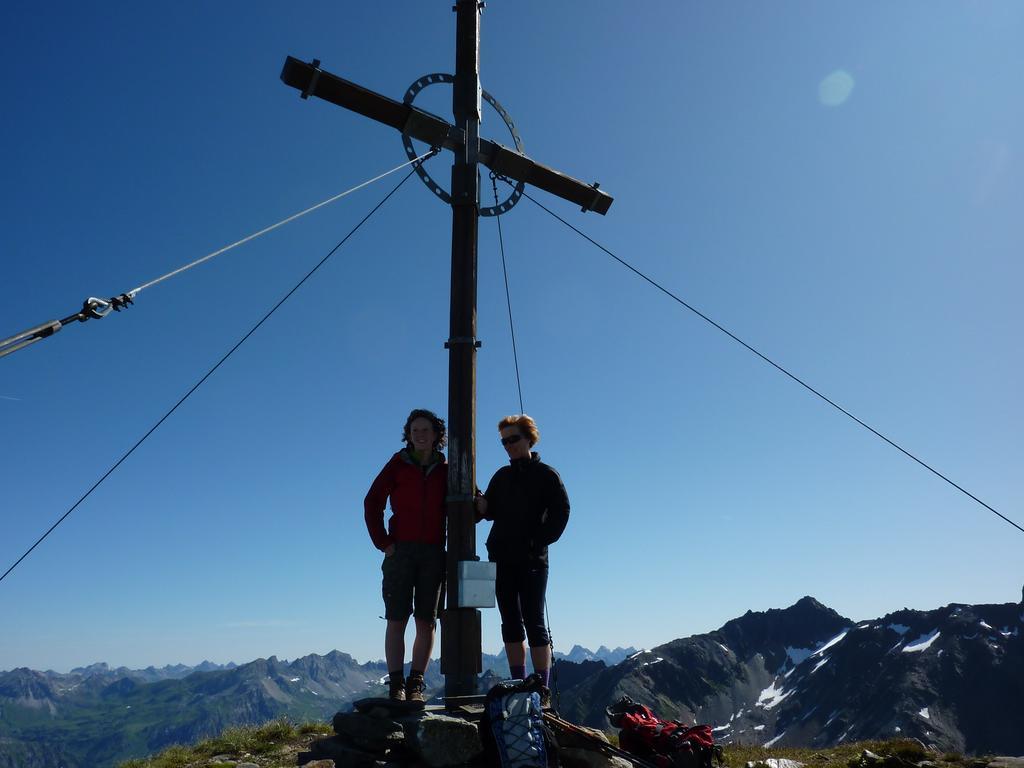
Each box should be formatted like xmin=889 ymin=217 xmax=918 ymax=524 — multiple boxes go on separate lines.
xmin=811 ymin=630 xmax=849 ymax=657
xmin=764 ymin=731 xmax=787 ymax=748
xmin=757 ymin=680 xmax=791 ymax=710
xmin=903 ymin=630 xmax=941 ymax=653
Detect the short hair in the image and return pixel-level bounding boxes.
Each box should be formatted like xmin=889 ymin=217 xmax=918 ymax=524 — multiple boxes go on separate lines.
xmin=403 ymin=409 xmax=447 ymax=451
xmin=498 ymin=414 xmax=540 ymax=447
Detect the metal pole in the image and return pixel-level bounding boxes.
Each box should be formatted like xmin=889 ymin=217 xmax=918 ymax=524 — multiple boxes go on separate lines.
xmin=441 ymin=0 xmax=483 ymax=698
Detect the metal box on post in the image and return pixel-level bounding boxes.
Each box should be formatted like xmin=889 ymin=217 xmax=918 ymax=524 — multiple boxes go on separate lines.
xmin=456 ymin=560 xmax=496 ymax=608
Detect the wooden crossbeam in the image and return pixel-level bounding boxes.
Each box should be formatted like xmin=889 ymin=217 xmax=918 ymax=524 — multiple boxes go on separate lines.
xmin=280 ymin=56 xmax=613 ymax=214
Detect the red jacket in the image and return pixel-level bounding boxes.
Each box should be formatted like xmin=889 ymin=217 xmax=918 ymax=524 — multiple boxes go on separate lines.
xmin=364 ymin=450 xmax=447 ymax=551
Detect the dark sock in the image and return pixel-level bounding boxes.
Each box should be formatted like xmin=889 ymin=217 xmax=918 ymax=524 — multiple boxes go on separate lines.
xmin=510 ymin=664 xmax=527 ymax=680
xmin=389 ymin=669 xmax=404 ymax=683
xmin=409 ymin=669 xmax=424 ymax=679
xmin=537 ymin=668 xmax=550 ymax=687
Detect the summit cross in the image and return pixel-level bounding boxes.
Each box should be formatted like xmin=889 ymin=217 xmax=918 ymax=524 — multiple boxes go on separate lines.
xmin=280 ymin=1 xmax=613 ymax=699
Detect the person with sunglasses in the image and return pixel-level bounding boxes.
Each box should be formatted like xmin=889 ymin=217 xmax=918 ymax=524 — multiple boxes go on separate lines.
xmin=475 ymin=414 xmax=570 ymax=695
xmin=364 ymin=408 xmax=448 ymax=703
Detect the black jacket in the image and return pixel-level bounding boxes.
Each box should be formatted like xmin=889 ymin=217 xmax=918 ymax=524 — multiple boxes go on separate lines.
xmin=482 ymin=453 xmax=570 ymax=564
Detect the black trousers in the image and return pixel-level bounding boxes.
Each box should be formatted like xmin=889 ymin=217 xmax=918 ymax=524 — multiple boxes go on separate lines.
xmin=495 ymin=560 xmax=549 ymax=647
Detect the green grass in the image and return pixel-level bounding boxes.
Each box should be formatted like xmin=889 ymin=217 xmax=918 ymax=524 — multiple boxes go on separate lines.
xmin=722 ymin=738 xmax=973 ymax=768
xmin=122 ymin=724 xmax=978 ymax=768
xmin=116 ymin=718 xmax=332 ymax=768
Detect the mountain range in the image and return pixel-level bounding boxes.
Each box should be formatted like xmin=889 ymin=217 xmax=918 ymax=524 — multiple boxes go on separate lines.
xmin=554 ymin=595 xmax=1023 ymax=756
xmin=554 ymin=645 xmax=638 ymax=666
xmin=2 ymin=596 xmax=1021 ymax=768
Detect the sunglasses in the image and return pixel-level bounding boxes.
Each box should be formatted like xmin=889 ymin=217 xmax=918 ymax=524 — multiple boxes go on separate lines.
xmin=500 ymin=434 xmax=524 ymax=446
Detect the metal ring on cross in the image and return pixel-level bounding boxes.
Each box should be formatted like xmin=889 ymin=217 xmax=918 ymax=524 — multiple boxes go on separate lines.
xmin=402 ymin=73 xmax=525 ymax=217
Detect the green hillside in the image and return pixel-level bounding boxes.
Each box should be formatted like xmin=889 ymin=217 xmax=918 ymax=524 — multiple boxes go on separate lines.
xmin=118 ymin=720 xmax=989 ymax=768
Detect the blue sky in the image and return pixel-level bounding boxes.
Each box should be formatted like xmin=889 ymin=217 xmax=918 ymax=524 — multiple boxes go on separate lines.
xmin=2 ymin=1 xmax=1021 ymax=673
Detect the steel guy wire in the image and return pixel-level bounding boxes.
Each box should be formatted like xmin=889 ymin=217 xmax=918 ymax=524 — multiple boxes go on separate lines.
xmin=127 ymin=149 xmax=439 ymax=297
xmin=490 ymin=173 xmax=525 ymax=414
xmin=0 ymin=160 xmax=426 ymax=586
xmin=0 ymin=149 xmax=439 ymax=360
xmin=514 ymin=186 xmax=1023 ymax=537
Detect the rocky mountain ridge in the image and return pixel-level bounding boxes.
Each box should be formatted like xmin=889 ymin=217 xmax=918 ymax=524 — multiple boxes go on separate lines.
xmin=2 ymin=596 xmax=1021 ymax=768
xmin=555 ymin=596 xmax=1023 ymax=756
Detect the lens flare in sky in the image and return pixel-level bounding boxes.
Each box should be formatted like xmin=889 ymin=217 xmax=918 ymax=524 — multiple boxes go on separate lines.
xmin=819 ymin=69 xmax=855 ymax=106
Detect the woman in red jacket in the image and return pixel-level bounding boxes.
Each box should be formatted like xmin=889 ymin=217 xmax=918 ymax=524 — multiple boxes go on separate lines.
xmin=364 ymin=408 xmax=448 ymax=702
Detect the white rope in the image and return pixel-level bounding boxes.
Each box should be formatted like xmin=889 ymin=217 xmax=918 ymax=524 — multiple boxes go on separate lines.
xmin=128 ymin=150 xmax=437 ymax=297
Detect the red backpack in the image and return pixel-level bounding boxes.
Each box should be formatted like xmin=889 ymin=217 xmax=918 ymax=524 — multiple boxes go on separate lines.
xmin=606 ymin=696 xmax=721 ymax=768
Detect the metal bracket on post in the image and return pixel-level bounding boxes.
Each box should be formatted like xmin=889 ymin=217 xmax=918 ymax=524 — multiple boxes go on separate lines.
xmin=300 ymin=59 xmax=321 ymax=99
xmin=444 ymin=337 xmax=482 ymax=349
xmin=582 ymin=182 xmax=602 ymax=213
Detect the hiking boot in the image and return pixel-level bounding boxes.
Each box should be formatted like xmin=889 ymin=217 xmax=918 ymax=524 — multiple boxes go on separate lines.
xmin=539 ymin=686 xmax=552 ymax=709
xmin=388 ymin=676 xmax=406 ymax=701
xmin=405 ymin=674 xmax=426 ymax=703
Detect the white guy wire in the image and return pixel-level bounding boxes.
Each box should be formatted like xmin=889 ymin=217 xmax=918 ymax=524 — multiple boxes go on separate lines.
xmin=127 ymin=150 xmax=438 ymax=297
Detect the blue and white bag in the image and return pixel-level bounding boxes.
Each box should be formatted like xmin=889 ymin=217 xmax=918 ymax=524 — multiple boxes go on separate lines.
xmin=480 ymin=676 xmax=558 ymax=768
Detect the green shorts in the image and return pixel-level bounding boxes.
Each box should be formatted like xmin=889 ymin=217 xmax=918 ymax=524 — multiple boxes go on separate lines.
xmin=381 ymin=541 xmax=445 ymax=622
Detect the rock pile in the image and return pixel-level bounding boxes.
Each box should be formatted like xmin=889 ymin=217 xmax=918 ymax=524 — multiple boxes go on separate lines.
xmin=297 ymin=699 xmax=483 ymax=768
xmin=296 ymin=697 xmax=628 ymax=768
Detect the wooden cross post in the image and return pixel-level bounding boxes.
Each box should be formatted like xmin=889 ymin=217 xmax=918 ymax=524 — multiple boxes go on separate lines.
xmin=280 ymin=1 xmax=613 ymax=699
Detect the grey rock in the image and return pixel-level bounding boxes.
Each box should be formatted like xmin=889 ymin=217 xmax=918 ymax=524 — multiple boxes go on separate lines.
xmin=354 ymin=696 xmax=426 ymax=717
xmin=561 ymin=746 xmax=633 ymax=768
xmin=308 ymin=735 xmax=380 ymax=768
xmin=762 ymin=760 xmax=807 ymax=768
xmin=405 ymin=712 xmax=483 ymax=767
xmin=988 ymin=760 xmax=1024 ymax=768
xmin=297 ymin=752 xmax=343 ymax=767
xmin=554 ymin=725 xmax=611 ymax=750
xmin=333 ymin=711 xmax=405 ymax=752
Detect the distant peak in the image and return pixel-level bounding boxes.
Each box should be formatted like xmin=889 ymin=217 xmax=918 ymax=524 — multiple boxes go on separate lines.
xmin=793 ymin=596 xmax=826 ymax=610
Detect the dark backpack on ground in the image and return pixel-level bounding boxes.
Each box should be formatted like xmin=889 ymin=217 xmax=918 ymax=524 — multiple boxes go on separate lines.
xmin=480 ymin=675 xmax=559 ymax=768
xmin=606 ymin=696 xmax=721 ymax=768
